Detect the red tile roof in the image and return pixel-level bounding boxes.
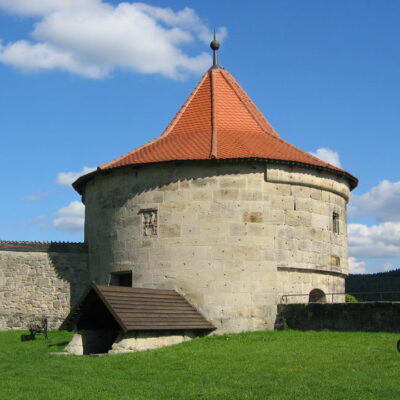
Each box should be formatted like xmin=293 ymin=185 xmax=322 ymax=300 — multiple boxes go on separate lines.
xmin=76 ymin=67 xmax=357 ymax=190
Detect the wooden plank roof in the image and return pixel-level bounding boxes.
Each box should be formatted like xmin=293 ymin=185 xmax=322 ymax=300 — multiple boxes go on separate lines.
xmin=60 ymin=283 xmax=215 ymax=332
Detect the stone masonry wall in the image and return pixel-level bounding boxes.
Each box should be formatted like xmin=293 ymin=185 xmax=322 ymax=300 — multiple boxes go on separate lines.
xmin=83 ymin=160 xmax=351 ymax=334
xmin=0 ymin=241 xmax=89 ymax=330
xmin=277 ymin=302 xmax=400 ymax=332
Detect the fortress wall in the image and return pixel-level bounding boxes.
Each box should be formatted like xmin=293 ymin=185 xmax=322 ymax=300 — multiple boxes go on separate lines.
xmin=277 ymin=302 xmax=400 ymax=332
xmin=84 ymin=160 xmax=350 ymax=334
xmin=0 ymin=242 xmax=89 ymax=330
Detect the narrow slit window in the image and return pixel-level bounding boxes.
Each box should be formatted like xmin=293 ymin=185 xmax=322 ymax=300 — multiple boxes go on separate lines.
xmin=332 ymin=212 xmax=339 ymax=234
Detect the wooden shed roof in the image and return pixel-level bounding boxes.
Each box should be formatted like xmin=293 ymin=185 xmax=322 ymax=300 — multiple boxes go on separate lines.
xmin=60 ymin=283 xmax=215 ymax=332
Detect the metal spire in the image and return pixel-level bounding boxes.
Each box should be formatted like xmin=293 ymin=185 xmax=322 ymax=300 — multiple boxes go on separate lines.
xmin=210 ymin=30 xmax=220 ymax=69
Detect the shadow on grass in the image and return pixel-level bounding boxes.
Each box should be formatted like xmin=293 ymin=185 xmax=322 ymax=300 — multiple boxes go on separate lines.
xmin=48 ymin=341 xmax=70 ymax=347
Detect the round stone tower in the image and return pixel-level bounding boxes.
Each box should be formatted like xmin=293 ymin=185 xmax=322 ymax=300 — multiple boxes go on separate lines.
xmin=74 ymin=45 xmax=357 ymax=333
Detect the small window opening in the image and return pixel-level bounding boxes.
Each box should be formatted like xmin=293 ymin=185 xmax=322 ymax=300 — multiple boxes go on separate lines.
xmin=330 ymin=255 xmax=340 ymax=267
xmin=332 ymin=212 xmax=339 ymax=233
xmin=110 ymin=271 xmax=132 ymax=287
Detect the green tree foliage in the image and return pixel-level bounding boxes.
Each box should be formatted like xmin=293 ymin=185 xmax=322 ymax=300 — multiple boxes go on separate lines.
xmin=346 ymin=268 xmax=400 ymax=301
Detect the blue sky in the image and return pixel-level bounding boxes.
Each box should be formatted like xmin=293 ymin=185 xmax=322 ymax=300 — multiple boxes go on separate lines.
xmin=0 ymin=0 xmax=399 ymax=274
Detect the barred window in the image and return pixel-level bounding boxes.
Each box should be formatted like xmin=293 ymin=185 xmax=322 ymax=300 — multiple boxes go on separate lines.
xmin=332 ymin=212 xmax=339 ymax=234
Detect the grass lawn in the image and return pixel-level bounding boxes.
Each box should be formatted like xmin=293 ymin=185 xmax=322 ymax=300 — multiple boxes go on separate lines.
xmin=1 ymin=329 xmax=400 ymax=400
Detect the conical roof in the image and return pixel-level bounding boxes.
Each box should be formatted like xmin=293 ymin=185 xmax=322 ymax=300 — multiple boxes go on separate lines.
xmin=74 ymin=66 xmax=358 ymax=192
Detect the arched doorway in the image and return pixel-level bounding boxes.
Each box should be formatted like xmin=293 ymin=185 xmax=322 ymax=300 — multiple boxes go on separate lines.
xmin=309 ymin=289 xmax=326 ymax=303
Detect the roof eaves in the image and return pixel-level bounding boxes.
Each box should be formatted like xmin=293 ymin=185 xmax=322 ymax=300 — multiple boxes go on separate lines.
xmin=59 ymin=282 xmax=96 ymax=331
xmin=92 ymin=284 xmax=129 ymax=333
xmin=72 ymin=169 xmax=98 ymax=196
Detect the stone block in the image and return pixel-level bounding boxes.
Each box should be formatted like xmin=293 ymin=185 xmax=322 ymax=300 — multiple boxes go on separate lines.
xmin=268 ymin=210 xmax=285 ymax=225
xmin=179 ymin=180 xmax=190 ymax=189
xmin=240 ymin=190 xmax=263 ymax=201
xmin=230 ymin=223 xmax=247 ymax=236
xmin=220 ymin=177 xmax=246 ymax=188
xmin=290 ymin=186 xmax=310 ymax=198
xmin=192 ymin=177 xmax=218 ymax=187
xmin=191 ymin=190 xmax=212 ymax=201
xmin=271 ymin=196 xmax=294 ymax=210
xmin=161 ymin=201 xmax=185 ymax=212
xmin=310 ymin=188 xmax=322 ymax=200
xmin=159 ymin=182 xmax=179 ymax=191
xmin=285 ymin=210 xmax=311 ymax=227
xmin=242 ymin=211 xmax=264 ymax=223
xmin=311 ymin=214 xmax=330 ymax=230
xmin=294 ymin=198 xmax=313 ymax=212
xmin=247 ymin=224 xmax=268 ymax=237
xmin=213 ymin=189 xmax=239 ymax=201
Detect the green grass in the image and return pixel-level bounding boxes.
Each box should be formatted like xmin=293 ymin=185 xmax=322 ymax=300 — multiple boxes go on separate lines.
xmin=1 ymin=329 xmax=400 ymax=400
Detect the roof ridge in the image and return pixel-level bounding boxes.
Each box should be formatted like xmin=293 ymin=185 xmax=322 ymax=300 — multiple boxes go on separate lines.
xmin=210 ymin=69 xmax=218 ymax=158
xmin=100 ymin=71 xmax=211 ymax=170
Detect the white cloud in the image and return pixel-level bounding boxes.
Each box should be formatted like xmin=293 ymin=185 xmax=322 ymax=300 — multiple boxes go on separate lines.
xmin=0 ymin=0 xmax=98 ymax=16
xmin=0 ymin=1 xmax=227 ymax=79
xmin=56 ymin=166 xmax=96 ymax=186
xmin=23 ymin=190 xmax=53 ymax=201
xmin=27 ymin=215 xmax=46 ymax=226
xmin=348 ymin=257 xmax=366 ymax=274
xmin=349 ymin=222 xmax=400 ymax=258
xmin=53 ymin=201 xmax=84 ymax=232
xmin=349 ymin=180 xmax=400 ymax=223
xmin=310 ymin=148 xmax=341 ymax=168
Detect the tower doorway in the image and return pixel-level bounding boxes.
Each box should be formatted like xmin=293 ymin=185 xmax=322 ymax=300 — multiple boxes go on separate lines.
xmin=309 ymin=289 xmax=326 ymax=303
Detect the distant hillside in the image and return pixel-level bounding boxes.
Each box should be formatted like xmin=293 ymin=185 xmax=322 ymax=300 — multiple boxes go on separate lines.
xmin=346 ymin=269 xmax=400 ymax=301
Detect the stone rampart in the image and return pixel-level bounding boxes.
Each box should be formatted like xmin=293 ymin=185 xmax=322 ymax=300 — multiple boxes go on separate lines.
xmin=0 ymin=241 xmax=89 ymax=330
xmin=277 ymin=303 xmax=400 ymax=332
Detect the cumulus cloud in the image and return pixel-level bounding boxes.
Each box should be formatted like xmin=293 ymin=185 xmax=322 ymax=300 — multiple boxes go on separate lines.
xmin=0 ymin=1 xmax=226 ymax=79
xmin=310 ymin=148 xmax=341 ymax=168
xmin=23 ymin=190 xmax=53 ymax=201
xmin=348 ymin=222 xmax=400 ymax=258
xmin=348 ymin=257 xmax=366 ymax=274
xmin=56 ymin=166 xmax=96 ymax=186
xmin=349 ymin=180 xmax=400 ymax=223
xmin=27 ymin=215 xmax=46 ymax=226
xmin=53 ymin=201 xmax=84 ymax=232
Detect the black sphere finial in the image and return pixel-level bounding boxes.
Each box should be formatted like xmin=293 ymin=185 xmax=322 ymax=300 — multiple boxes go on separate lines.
xmin=210 ymin=38 xmax=220 ymax=51
xmin=210 ymin=30 xmax=220 ymax=69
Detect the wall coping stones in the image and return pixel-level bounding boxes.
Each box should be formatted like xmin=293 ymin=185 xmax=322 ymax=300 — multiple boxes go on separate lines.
xmin=277 ymin=302 xmax=400 ymax=332
xmin=0 ymin=241 xmax=88 ymax=253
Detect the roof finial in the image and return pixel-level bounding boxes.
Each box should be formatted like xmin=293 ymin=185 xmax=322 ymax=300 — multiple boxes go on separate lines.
xmin=210 ymin=30 xmax=220 ymax=69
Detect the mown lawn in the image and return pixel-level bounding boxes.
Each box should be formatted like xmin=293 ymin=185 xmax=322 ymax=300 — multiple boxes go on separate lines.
xmin=1 ymin=329 xmax=399 ymax=400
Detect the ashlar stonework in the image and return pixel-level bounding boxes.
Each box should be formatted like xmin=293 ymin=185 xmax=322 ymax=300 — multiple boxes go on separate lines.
xmin=83 ymin=160 xmax=350 ymax=334
xmin=0 ymin=242 xmax=88 ymax=330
